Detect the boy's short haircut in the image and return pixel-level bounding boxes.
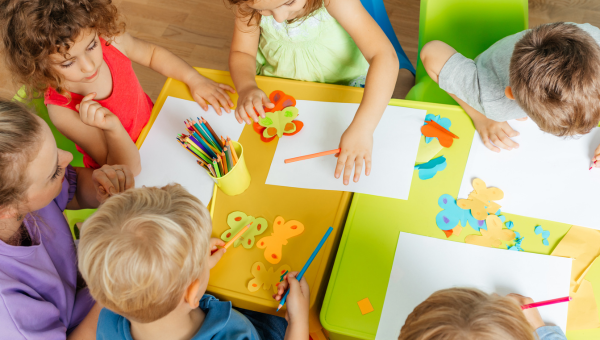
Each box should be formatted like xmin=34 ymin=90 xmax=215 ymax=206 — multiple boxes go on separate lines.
xmin=398 ymin=288 xmax=535 ymax=340
xmin=78 ymin=184 xmax=212 ymax=323
xmin=510 ymin=22 xmax=600 ymax=136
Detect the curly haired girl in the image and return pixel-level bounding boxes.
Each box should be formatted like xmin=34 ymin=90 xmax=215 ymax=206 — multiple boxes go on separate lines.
xmin=1 ymin=0 xmax=235 ymax=173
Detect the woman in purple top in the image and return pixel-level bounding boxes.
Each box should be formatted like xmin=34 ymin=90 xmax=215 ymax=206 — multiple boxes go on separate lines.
xmin=0 ymin=99 xmax=134 ymax=340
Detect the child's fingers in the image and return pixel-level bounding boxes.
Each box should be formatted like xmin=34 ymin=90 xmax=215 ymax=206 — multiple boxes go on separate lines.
xmin=193 ymin=94 xmax=209 ymax=111
xmin=207 ymin=96 xmax=223 ymax=115
xmin=238 ymin=105 xmax=252 ymax=125
xmin=234 ymin=110 xmax=244 ymax=124
xmin=219 ymin=83 xmax=236 ymax=94
xmin=480 ymin=132 xmax=500 ymax=153
xmin=353 ymin=157 xmax=364 ymax=183
xmin=215 ymin=91 xmax=232 ymax=113
xmin=365 ymin=155 xmax=372 ymax=176
xmin=334 ymin=151 xmax=348 ymax=179
xmin=489 ymin=134 xmax=511 ymax=151
xmin=242 ymin=103 xmax=255 ymax=124
xmin=297 ymin=276 xmax=310 ymax=298
xmin=262 ymin=95 xmax=274 ymax=109
xmin=342 ymin=155 xmax=356 ymax=186
xmin=211 ymin=247 xmax=226 ymax=262
xmin=251 ymin=98 xmax=264 ymax=121
xmin=81 ymin=92 xmax=97 ymax=103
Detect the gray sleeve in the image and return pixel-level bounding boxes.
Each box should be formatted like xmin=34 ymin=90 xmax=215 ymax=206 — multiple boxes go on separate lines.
xmin=438 ymin=52 xmax=486 ymax=114
xmin=535 ymin=326 xmax=567 ymax=340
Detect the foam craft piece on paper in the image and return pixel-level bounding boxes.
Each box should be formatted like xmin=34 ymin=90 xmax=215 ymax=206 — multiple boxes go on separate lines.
xmin=375 ymin=233 xmax=572 ymax=340
xmin=265 ymin=90 xmax=296 ymax=113
xmin=435 ymin=194 xmax=487 ymax=235
xmin=247 ymin=262 xmax=291 ymax=293
xmin=465 ymin=215 xmax=516 ymax=248
xmin=357 ymin=298 xmax=375 ymax=315
xmin=421 ymin=120 xmax=459 ymax=148
xmin=534 ymin=225 xmax=551 ymax=246
xmin=458 ymin=119 xmax=600 ymax=230
xmin=257 ymin=216 xmax=304 ymax=264
xmin=136 ymin=97 xmax=244 ymax=205
xmin=415 ymin=136 xmax=444 ymax=164
xmin=414 ymin=156 xmax=447 ymax=180
xmin=423 ymin=114 xmax=452 ymax=144
xmin=259 ymin=107 xmax=300 ymax=138
xmin=221 ymin=211 xmax=268 ymax=248
xmin=567 ymin=279 xmax=600 ymax=331
xmin=457 ymin=178 xmax=503 ymax=220
xmin=551 ymin=226 xmax=600 ymax=293
xmin=266 ymin=101 xmax=426 ymax=200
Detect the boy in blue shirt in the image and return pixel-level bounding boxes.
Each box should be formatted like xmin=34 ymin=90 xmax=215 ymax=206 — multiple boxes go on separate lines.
xmin=78 ymin=184 xmax=309 ymax=340
xmin=420 ymin=22 xmax=600 ymax=157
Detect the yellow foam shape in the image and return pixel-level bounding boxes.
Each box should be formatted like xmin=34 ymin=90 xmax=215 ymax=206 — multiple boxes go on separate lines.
xmin=465 ymin=215 xmax=515 ymax=248
xmin=457 ymin=178 xmax=504 ymax=220
xmin=415 ymin=137 xmax=443 ymax=164
xmin=257 ymin=216 xmax=305 ymax=264
xmin=247 ymin=261 xmax=291 ymax=293
xmin=567 ymin=279 xmax=600 ymax=331
xmin=357 ymin=298 xmax=374 ymax=315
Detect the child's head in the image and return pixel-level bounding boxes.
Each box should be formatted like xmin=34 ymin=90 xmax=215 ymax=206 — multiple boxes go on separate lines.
xmin=0 ymin=0 xmax=124 ymax=96
xmin=509 ymin=22 xmax=600 ymax=136
xmin=398 ymin=288 xmax=535 ymax=340
xmin=227 ymin=0 xmax=322 ymax=25
xmin=78 ymin=184 xmax=212 ymax=323
xmin=0 ymin=99 xmax=73 ymax=219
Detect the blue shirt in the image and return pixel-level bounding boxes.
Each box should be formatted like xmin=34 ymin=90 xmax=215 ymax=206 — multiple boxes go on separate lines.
xmin=97 ymin=295 xmax=261 ymax=340
xmin=536 ymin=326 xmax=567 ymax=340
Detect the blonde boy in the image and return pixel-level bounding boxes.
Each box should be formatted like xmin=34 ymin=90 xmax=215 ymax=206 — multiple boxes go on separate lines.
xmin=78 ymin=184 xmax=309 ymax=340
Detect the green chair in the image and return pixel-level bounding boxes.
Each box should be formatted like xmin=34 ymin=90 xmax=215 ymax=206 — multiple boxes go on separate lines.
xmin=14 ymin=88 xmax=93 ymax=239
xmin=405 ymin=0 xmax=528 ymax=105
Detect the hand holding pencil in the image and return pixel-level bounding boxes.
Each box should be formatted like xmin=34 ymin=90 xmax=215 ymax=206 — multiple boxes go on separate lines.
xmin=506 ymin=293 xmax=547 ymax=330
xmin=273 ymin=271 xmax=310 ymax=328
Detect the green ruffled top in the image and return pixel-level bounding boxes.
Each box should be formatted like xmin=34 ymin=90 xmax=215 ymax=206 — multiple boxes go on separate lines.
xmin=256 ymin=6 xmax=369 ymax=87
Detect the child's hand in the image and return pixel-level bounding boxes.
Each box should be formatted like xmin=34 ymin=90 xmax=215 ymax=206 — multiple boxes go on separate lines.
xmin=593 ymin=143 xmax=600 ymax=168
xmin=91 ymin=164 xmax=134 ymax=203
xmin=235 ymin=87 xmax=275 ymax=124
xmin=76 ymin=93 xmax=120 ymax=131
xmin=208 ymin=238 xmax=226 ymax=268
xmin=187 ymin=75 xmax=235 ymax=115
xmin=335 ymin=124 xmax=373 ymax=185
xmin=273 ymin=272 xmax=310 ymax=325
xmin=472 ymin=115 xmax=520 ymax=152
xmin=506 ymin=293 xmax=546 ymax=330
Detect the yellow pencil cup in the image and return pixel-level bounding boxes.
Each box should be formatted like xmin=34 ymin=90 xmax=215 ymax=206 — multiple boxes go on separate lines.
xmin=209 ymin=141 xmax=251 ymax=196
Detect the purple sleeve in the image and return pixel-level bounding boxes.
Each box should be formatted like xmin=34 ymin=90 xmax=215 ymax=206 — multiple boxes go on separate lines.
xmin=0 ymin=285 xmax=66 ymax=340
xmin=53 ymin=165 xmax=78 ymax=212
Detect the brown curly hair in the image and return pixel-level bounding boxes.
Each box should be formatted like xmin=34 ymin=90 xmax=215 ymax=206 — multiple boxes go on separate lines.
xmin=0 ymin=0 xmax=125 ymax=98
xmin=226 ymin=0 xmax=325 ymax=26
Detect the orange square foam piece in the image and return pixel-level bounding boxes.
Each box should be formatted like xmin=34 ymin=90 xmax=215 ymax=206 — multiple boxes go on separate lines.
xmin=357 ymin=298 xmax=374 ymax=315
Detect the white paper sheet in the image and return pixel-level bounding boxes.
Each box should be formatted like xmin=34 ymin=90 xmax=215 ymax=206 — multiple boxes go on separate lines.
xmin=265 ymin=101 xmax=426 ymax=200
xmin=376 ymin=233 xmax=572 ymax=340
xmin=136 ymin=97 xmax=245 ymax=205
xmin=458 ymin=119 xmax=600 ymax=230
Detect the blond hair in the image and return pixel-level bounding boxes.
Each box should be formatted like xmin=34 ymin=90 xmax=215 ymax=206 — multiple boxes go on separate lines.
xmin=510 ymin=22 xmax=600 ymax=136
xmin=78 ymin=184 xmax=212 ymax=323
xmin=398 ymin=288 xmax=535 ymax=340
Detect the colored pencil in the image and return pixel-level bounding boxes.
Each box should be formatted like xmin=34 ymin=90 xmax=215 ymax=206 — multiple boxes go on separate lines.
xmin=228 ymin=137 xmax=239 ymax=164
xmin=187 ymin=136 xmax=214 ymax=158
xmin=217 ymin=155 xmax=225 ymax=175
xmin=184 ymin=141 xmax=212 ymax=163
xmin=521 ymin=296 xmax=571 ymax=310
xmin=192 ymin=131 xmax=220 ymax=155
xmin=212 ymin=158 xmax=221 ymax=177
xmin=224 ymin=224 xmax=251 ymax=249
xmin=284 ymin=148 xmax=341 ymax=164
xmin=199 ymin=119 xmax=222 ymax=150
xmin=202 ymin=117 xmax=225 ymax=148
xmin=225 ymin=146 xmax=234 ymax=170
xmin=188 ymin=119 xmax=203 ymax=136
xmin=194 ymin=120 xmax=219 ymax=150
xmin=590 ymin=160 xmax=597 ymax=170
xmin=178 ymin=139 xmax=204 ymax=160
xmin=207 ymin=164 xmax=216 ymax=177
xmin=221 ymin=152 xmax=229 ymax=175
xmin=196 ymin=160 xmax=212 ymax=176
xmin=277 ymin=227 xmax=333 ymax=311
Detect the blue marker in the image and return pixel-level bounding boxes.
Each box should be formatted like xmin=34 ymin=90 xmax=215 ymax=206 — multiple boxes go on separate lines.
xmin=277 ymin=227 xmax=333 ymax=311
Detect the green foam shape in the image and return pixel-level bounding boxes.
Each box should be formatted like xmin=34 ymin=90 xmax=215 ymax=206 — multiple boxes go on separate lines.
xmin=221 ymin=211 xmax=269 ymax=249
xmin=259 ymin=107 xmax=299 ymax=138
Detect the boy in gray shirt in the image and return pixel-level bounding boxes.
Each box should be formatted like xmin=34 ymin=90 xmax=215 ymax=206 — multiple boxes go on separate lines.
xmin=420 ymin=22 xmax=600 ymax=157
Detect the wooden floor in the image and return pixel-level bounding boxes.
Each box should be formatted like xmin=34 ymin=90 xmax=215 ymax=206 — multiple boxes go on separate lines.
xmin=1 ymin=0 xmax=600 ymax=100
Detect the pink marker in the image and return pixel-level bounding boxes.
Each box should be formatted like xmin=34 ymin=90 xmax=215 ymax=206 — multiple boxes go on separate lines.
xmin=521 ymin=296 xmax=571 ymax=310
xmin=590 ymin=160 xmax=597 ymax=171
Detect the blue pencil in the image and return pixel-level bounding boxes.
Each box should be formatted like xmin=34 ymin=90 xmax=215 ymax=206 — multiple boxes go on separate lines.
xmin=277 ymin=226 xmax=333 ymax=311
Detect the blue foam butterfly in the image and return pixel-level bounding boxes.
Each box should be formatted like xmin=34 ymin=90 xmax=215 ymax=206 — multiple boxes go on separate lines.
xmin=423 ymin=114 xmax=452 ymax=144
xmin=534 ymin=225 xmax=550 ymax=246
xmin=414 ymin=156 xmax=447 ymax=180
xmin=436 ymin=194 xmax=487 ymax=231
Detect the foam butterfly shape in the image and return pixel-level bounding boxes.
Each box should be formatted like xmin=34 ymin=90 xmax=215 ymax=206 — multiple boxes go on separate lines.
xmin=457 ymin=178 xmax=503 ymax=220
xmin=421 ymin=119 xmax=459 ymax=148
xmin=253 ymin=91 xmax=303 ymax=142
xmin=414 ymin=156 xmax=447 ymax=180
xmin=436 ymin=194 xmax=487 ymax=238
xmin=247 ymin=261 xmax=291 ymax=293
xmin=534 ymin=225 xmax=551 ymax=246
xmin=257 ymin=216 xmax=304 ymax=264
xmin=465 ymin=214 xmax=516 ymax=248
xmin=221 ymin=211 xmax=268 ymax=249
xmin=423 ymin=114 xmax=452 ymax=144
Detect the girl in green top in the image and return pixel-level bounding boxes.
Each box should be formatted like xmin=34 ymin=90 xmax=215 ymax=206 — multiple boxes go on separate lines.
xmin=228 ymin=0 xmax=399 ymax=185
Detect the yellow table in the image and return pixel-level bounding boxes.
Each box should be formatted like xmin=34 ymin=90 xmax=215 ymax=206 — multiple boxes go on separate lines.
xmin=319 ymin=99 xmax=600 ymax=340
xmin=136 ymin=68 xmax=371 ymax=339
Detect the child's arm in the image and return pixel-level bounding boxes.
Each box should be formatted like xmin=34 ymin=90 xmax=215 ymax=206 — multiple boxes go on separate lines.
xmin=420 ymin=40 xmax=521 ymax=153
xmin=66 ymin=302 xmax=102 ymax=340
xmin=506 ymin=293 xmax=566 ymax=340
xmin=273 ymin=272 xmax=310 ymax=340
xmin=109 ymin=33 xmax=235 ymax=115
xmin=48 ymin=96 xmax=142 ymax=175
xmin=67 ymin=164 xmax=135 ymax=210
xmin=229 ymin=16 xmax=275 ymax=124
xmin=326 ymin=0 xmax=399 ymax=185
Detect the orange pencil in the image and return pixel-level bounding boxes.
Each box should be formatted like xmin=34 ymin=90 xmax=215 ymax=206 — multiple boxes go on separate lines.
xmin=227 ymin=137 xmax=239 ymax=164
xmin=211 ymin=224 xmax=251 ymax=254
xmin=221 ymin=151 xmax=229 ymax=174
xmin=217 ymin=155 xmax=224 ymax=175
xmin=285 ymin=148 xmax=341 ymax=164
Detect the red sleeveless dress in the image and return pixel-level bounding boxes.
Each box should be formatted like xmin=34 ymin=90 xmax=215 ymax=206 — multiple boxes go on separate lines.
xmin=45 ymin=37 xmax=153 ymax=169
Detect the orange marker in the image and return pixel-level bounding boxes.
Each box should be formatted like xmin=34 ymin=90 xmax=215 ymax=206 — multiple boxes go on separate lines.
xmin=285 ymin=148 xmax=341 ymax=164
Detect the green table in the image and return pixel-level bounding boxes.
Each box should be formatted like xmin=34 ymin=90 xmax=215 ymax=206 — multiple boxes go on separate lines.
xmin=320 ymin=99 xmax=600 ymax=340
